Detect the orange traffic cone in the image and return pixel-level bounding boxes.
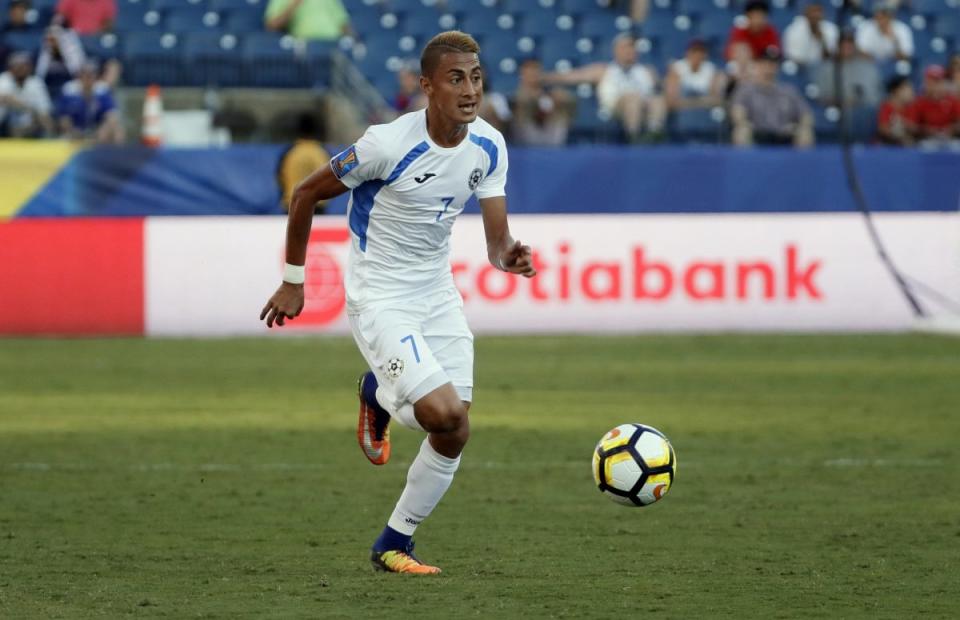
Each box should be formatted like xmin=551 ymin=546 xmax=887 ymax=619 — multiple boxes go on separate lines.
xmin=142 ymin=84 xmax=164 ymax=147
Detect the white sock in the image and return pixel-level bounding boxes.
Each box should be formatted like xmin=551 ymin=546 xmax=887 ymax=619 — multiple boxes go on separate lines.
xmin=387 ymin=438 xmax=461 ymax=536
xmin=376 ymin=386 xmax=422 ymax=431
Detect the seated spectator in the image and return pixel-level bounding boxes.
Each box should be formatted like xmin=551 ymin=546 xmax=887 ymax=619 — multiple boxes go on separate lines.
xmin=510 ymin=58 xmax=574 ymax=146
xmin=815 ymin=31 xmax=882 ymax=107
xmin=1 ymin=0 xmax=38 ymax=67
xmin=478 ymin=66 xmax=511 ymax=135
xmin=724 ymin=41 xmax=756 ymax=98
xmin=56 ymin=60 xmax=122 ymax=144
xmin=544 ymin=34 xmax=665 ymax=142
xmin=36 ymin=25 xmax=85 ymax=101
xmin=913 ymin=65 xmax=960 ymax=145
xmin=265 ymin=0 xmax=351 ymax=41
xmin=877 ymin=76 xmax=917 ymax=146
xmin=1 ymin=0 xmax=36 ymax=34
xmin=392 ymin=61 xmax=426 ymax=114
xmin=665 ymin=39 xmax=726 ymax=110
xmin=725 ymin=1 xmax=781 ymax=61
xmin=948 ymin=54 xmax=960 ymax=96
xmin=855 ymin=1 xmax=912 ymax=62
xmin=783 ymin=1 xmax=838 ymax=66
xmin=277 ymin=113 xmax=329 ymax=213
xmin=731 ymin=47 xmax=813 ymax=148
xmin=55 ymin=0 xmax=116 ymax=36
xmin=597 ymin=35 xmax=665 ymax=141
xmin=0 ymin=52 xmax=53 ymax=137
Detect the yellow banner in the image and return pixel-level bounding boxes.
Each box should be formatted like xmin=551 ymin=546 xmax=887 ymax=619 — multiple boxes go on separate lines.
xmin=0 ymin=140 xmax=76 ymax=218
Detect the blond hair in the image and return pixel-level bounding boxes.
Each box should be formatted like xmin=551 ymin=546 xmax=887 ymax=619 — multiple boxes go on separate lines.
xmin=420 ymin=31 xmax=480 ymax=77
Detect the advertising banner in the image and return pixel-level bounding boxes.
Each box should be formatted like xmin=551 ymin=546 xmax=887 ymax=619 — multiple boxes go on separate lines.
xmin=144 ymin=214 xmax=960 ymax=335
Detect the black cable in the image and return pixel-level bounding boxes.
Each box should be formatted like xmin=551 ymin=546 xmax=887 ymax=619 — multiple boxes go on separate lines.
xmin=833 ymin=0 xmax=927 ymax=317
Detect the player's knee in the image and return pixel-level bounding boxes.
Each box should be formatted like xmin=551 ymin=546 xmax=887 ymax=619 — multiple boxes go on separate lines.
xmin=418 ymin=398 xmax=469 ymax=435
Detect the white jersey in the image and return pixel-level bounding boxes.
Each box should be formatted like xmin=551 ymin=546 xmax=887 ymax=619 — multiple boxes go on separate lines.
xmin=331 ymin=109 xmax=507 ymax=312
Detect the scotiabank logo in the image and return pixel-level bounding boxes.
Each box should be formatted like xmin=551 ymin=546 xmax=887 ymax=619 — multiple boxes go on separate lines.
xmin=452 ymin=243 xmax=823 ymax=303
xmin=297 ymin=228 xmax=350 ymax=325
xmin=288 ymin=231 xmax=823 ymax=327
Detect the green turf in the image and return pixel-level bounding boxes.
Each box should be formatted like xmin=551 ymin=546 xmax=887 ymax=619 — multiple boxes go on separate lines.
xmin=1 ymin=334 xmax=958 ymax=619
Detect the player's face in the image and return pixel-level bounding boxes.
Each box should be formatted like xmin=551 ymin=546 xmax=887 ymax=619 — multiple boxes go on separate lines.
xmin=423 ymin=53 xmax=483 ymax=124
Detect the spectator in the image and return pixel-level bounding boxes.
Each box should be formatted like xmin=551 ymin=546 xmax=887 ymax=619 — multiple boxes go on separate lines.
xmin=596 ymin=34 xmax=665 ymax=141
xmin=277 ymin=113 xmax=329 ymax=213
xmin=664 ymin=39 xmax=726 ymax=110
xmin=814 ymin=31 xmax=882 ymax=107
xmin=36 ymin=25 xmax=85 ymax=101
xmin=477 ymin=66 xmax=511 ymax=135
xmin=392 ymin=61 xmax=426 ymax=114
xmin=55 ymin=0 xmax=116 ymax=36
xmin=783 ymin=1 xmax=838 ymax=66
xmin=855 ymin=1 xmax=913 ymax=62
xmin=510 ymin=58 xmax=574 ymax=146
xmin=265 ymin=0 xmax=351 ymax=41
xmin=948 ymin=54 xmax=960 ymax=96
xmin=724 ymin=40 xmax=756 ymax=98
xmin=725 ymin=1 xmax=781 ymax=61
xmin=731 ymin=47 xmax=813 ymax=147
xmin=1 ymin=0 xmax=36 ymax=34
xmin=56 ymin=60 xmax=123 ymax=144
xmin=0 ymin=52 xmax=53 ymax=137
xmin=877 ymin=76 xmax=917 ymax=146
xmin=913 ymin=65 xmax=960 ymax=145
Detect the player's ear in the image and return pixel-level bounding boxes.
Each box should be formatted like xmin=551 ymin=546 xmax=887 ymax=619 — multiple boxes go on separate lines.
xmin=419 ymin=74 xmax=432 ymax=96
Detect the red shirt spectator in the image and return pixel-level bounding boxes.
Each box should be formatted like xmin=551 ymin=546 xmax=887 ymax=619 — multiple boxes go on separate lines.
xmin=726 ymin=0 xmax=781 ymax=60
xmin=913 ymin=65 xmax=960 ymax=138
xmin=56 ymin=0 xmax=116 ymax=36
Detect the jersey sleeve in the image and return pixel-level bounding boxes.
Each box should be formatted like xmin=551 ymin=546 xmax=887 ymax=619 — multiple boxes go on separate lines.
xmin=475 ymin=131 xmax=508 ymax=200
xmin=329 ymin=125 xmax=394 ymax=189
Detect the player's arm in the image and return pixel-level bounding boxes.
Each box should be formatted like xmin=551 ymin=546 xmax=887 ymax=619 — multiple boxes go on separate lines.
xmin=260 ymin=164 xmax=349 ymax=328
xmin=479 ymin=196 xmax=536 ymax=278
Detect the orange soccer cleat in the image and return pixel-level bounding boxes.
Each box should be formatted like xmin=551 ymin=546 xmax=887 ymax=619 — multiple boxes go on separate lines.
xmin=370 ymin=542 xmax=441 ymax=575
xmin=357 ymin=372 xmax=391 ymax=465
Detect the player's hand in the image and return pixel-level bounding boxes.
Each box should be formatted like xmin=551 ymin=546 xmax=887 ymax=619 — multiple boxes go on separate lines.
xmin=500 ymin=240 xmax=537 ymax=278
xmin=260 ymin=282 xmax=304 ymax=328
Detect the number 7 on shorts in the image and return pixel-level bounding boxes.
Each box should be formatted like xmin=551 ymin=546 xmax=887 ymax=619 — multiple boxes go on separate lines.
xmin=400 ymin=334 xmax=421 ymax=363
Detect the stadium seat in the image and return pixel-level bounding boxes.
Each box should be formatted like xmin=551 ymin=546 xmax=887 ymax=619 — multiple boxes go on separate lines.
xmin=849 ymin=105 xmax=878 ymax=143
xmin=124 ymin=31 xmax=184 ymax=86
xmin=930 ymin=14 xmax=959 ymax=40
xmin=304 ymin=40 xmax=335 ymax=87
xmin=152 ymin=0 xmax=205 ymax=9
xmin=209 ymin=0 xmax=265 ymax=11
xmin=116 ymin=7 xmax=160 ymax=32
xmin=912 ymin=0 xmax=954 ymax=17
xmin=559 ymin=0 xmax=596 ymax=15
xmin=242 ymin=32 xmax=306 ymax=87
xmin=697 ymin=12 xmax=734 ymax=42
xmin=79 ymin=33 xmax=123 ymax=61
xmin=2 ymin=30 xmax=41 ymax=55
xmin=182 ymin=32 xmax=243 ymax=87
xmin=223 ymin=10 xmax=264 ymax=33
xmin=813 ymin=104 xmax=840 ymax=142
xmin=458 ymin=12 xmax=503 ymax=37
xmin=500 ymin=0 xmax=555 ymax=20
xmin=642 ymin=11 xmax=678 ymax=39
xmin=579 ymin=13 xmax=631 ymax=40
xmin=670 ymin=107 xmax=725 ymax=143
xmin=165 ymin=8 xmax=222 ymax=33
xmin=402 ymin=12 xmax=443 ymax=39
xmin=540 ymin=35 xmax=580 ymax=70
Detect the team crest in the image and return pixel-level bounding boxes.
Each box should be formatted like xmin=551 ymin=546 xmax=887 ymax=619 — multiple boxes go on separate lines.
xmin=385 ymin=358 xmax=405 ymax=380
xmin=468 ymin=168 xmax=483 ymax=191
xmin=330 ymin=145 xmax=359 ymax=179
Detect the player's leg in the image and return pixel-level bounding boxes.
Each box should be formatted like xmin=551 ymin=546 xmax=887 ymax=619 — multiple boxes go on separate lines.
xmin=369 ymin=292 xmax=475 ymax=574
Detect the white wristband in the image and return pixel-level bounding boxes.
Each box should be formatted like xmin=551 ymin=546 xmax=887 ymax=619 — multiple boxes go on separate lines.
xmin=283 ymin=263 xmax=305 ymax=284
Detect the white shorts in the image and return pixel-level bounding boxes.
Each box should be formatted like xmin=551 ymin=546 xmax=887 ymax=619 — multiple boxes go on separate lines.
xmin=348 ymin=287 xmax=474 ymax=413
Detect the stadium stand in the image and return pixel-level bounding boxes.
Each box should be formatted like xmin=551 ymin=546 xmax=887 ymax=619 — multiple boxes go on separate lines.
xmin=0 ymin=0 xmax=957 ymax=145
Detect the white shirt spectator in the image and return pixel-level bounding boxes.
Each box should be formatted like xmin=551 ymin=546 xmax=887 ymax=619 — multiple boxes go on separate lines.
xmin=855 ymin=18 xmax=913 ymax=61
xmin=597 ymin=63 xmax=656 ymax=115
xmin=784 ymin=15 xmax=839 ymax=65
xmin=672 ymin=58 xmax=717 ymax=97
xmin=0 ymin=71 xmax=52 ymax=129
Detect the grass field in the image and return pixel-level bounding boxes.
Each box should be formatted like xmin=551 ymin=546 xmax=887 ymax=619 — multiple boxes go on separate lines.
xmin=1 ymin=334 xmax=959 ymax=619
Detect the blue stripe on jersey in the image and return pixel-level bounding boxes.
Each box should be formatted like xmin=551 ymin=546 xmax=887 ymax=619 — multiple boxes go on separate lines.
xmin=349 ymin=141 xmax=430 ymax=252
xmin=469 ymin=133 xmax=498 ymax=176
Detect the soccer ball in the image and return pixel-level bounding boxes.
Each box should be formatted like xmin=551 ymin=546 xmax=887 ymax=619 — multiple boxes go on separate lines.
xmin=592 ymin=423 xmax=677 ymax=507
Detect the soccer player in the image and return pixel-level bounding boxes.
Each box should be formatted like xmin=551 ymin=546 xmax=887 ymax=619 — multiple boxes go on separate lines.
xmin=259 ymin=31 xmax=536 ymax=574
